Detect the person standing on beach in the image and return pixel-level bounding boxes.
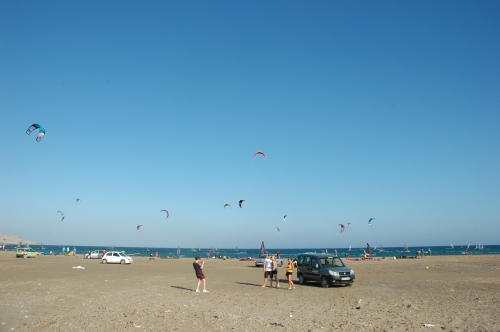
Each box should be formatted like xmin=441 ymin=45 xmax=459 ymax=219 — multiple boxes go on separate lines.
xmin=286 ymin=258 xmax=295 ymax=290
xmin=193 ymin=256 xmax=208 ymax=293
xmin=272 ymin=255 xmax=280 ymax=288
xmin=262 ymin=254 xmax=273 ymax=288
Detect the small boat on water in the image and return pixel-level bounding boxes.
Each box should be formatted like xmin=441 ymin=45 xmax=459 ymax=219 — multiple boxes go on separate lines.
xmin=348 ymin=245 xmax=351 ymax=251
xmin=191 ymin=246 xmax=196 ymax=252
xmin=451 ymin=244 xmax=455 ymax=249
xmin=404 ymin=242 xmax=410 ymax=252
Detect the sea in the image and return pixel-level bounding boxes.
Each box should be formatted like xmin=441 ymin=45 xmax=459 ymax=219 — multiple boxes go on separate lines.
xmin=5 ymin=244 xmax=500 ymax=259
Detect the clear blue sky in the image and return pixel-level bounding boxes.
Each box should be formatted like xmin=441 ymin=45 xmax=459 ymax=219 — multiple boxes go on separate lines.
xmin=1 ymin=1 xmax=499 ymax=249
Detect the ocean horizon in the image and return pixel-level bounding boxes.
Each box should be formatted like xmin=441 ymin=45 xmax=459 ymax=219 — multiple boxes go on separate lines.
xmin=7 ymin=244 xmax=500 ymax=259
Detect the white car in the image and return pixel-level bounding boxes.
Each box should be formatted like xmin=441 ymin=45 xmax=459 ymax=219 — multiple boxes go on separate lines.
xmin=102 ymin=251 xmax=133 ymax=265
xmin=84 ymin=250 xmax=104 ymax=259
xmin=255 ymin=254 xmax=283 ymax=267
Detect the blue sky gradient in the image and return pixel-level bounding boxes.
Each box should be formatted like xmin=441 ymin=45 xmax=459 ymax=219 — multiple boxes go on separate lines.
xmin=1 ymin=1 xmax=499 ymax=249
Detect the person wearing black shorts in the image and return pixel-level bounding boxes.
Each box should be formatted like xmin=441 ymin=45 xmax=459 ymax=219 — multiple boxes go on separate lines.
xmin=262 ymin=254 xmax=273 ymax=288
xmin=193 ymin=256 xmax=208 ymax=293
xmin=271 ymin=255 xmax=280 ymax=288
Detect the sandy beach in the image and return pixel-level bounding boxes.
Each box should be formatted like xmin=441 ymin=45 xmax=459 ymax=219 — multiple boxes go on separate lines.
xmin=1 ymin=252 xmax=499 ymax=331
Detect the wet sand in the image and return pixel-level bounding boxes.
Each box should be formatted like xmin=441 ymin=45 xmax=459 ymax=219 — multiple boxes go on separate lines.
xmin=0 ymin=252 xmax=499 ymax=331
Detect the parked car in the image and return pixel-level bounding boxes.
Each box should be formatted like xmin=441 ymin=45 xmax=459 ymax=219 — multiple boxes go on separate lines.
xmin=296 ymin=253 xmax=355 ymax=287
xmin=101 ymin=251 xmax=133 ymax=265
xmin=16 ymin=247 xmax=39 ymax=258
xmin=84 ymin=250 xmax=105 ymax=259
xmin=254 ymin=254 xmax=283 ymax=267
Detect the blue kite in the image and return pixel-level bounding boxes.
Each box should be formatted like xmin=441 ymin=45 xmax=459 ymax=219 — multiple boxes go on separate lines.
xmin=26 ymin=124 xmax=45 ymax=142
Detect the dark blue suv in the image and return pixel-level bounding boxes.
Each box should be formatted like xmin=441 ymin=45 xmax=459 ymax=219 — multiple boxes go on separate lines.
xmin=296 ymin=253 xmax=355 ymax=287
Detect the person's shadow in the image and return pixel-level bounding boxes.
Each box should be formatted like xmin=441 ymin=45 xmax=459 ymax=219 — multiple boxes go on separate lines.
xmin=235 ymin=282 xmax=262 ymax=287
xmin=171 ymin=285 xmax=194 ymax=292
xmin=236 ymin=280 xmax=288 ymax=287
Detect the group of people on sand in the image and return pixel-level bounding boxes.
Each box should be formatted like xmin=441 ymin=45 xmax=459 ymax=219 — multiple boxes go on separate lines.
xmin=192 ymin=254 xmax=297 ymax=293
xmin=262 ymin=254 xmax=295 ymax=290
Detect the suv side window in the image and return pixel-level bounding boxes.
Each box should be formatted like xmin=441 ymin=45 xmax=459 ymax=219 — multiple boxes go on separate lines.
xmin=311 ymin=256 xmax=320 ymax=269
xmin=297 ymin=256 xmax=303 ymax=267
xmin=303 ymin=256 xmax=310 ymax=267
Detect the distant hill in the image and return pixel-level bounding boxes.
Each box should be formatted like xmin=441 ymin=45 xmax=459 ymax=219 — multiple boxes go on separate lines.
xmin=0 ymin=233 xmax=41 ymax=246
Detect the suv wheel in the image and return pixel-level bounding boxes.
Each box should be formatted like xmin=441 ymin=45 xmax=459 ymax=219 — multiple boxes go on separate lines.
xmin=102 ymin=259 xmax=107 ymax=264
xmin=120 ymin=259 xmax=125 ymax=265
xmin=320 ymin=277 xmax=329 ymax=288
xmin=298 ymin=274 xmax=306 ymax=285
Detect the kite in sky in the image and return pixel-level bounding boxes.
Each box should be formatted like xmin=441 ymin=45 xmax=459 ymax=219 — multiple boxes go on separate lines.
xmin=76 ymin=198 xmax=81 ymax=204
xmin=161 ymin=210 xmax=169 ymax=218
xmin=276 ymin=227 xmax=280 ymax=234
xmin=136 ymin=225 xmax=142 ymax=232
xmin=346 ymin=222 xmax=351 ymax=227
xmin=238 ymin=200 xmax=246 ymax=208
xmin=26 ymin=124 xmax=45 ymax=142
xmin=57 ymin=211 xmax=65 ymax=221
xmin=224 ymin=204 xmax=231 ymax=209
xmin=339 ymin=224 xmax=345 ymax=233
xmin=253 ymin=151 xmax=267 ymax=161
xmin=283 ymin=214 xmax=287 ymax=222
xmin=368 ymin=218 xmax=376 ymax=226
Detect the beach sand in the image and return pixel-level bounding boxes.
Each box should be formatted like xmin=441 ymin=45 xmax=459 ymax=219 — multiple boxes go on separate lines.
xmin=0 ymin=252 xmax=499 ymax=331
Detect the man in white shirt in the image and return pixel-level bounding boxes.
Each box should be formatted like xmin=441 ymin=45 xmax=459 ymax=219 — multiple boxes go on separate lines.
xmin=262 ymin=254 xmax=274 ymax=288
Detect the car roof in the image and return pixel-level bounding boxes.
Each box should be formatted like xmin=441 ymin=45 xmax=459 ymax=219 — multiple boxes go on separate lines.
xmin=298 ymin=253 xmax=339 ymax=258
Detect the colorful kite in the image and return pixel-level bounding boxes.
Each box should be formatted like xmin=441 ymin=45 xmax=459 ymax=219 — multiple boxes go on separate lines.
xmin=283 ymin=214 xmax=287 ymax=222
xmin=339 ymin=224 xmax=345 ymax=233
xmin=368 ymin=218 xmax=376 ymax=226
xmin=253 ymin=151 xmax=267 ymax=161
xmin=161 ymin=210 xmax=169 ymax=218
xmin=57 ymin=211 xmax=65 ymax=221
xmin=136 ymin=225 xmax=142 ymax=232
xmin=76 ymin=198 xmax=81 ymax=204
xmin=26 ymin=124 xmax=45 ymax=142
xmin=238 ymin=200 xmax=246 ymax=208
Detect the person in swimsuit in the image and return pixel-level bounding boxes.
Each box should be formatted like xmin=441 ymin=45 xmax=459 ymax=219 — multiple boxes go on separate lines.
xmin=193 ymin=256 xmax=208 ymax=293
xmin=286 ymin=258 xmax=295 ymax=290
